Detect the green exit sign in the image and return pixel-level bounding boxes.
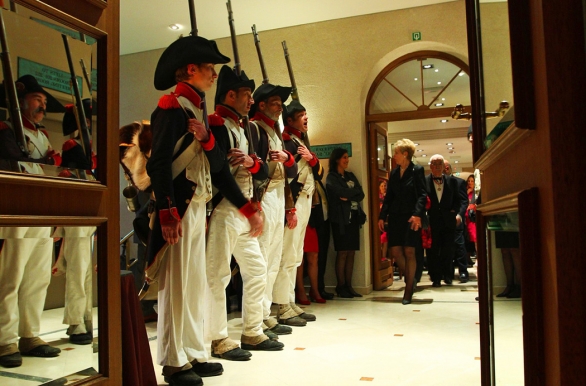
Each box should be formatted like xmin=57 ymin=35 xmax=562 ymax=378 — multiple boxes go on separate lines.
xmin=412 ymin=32 xmax=422 ymax=41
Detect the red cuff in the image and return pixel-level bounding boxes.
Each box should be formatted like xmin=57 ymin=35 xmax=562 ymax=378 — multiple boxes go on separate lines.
xmin=248 ymin=157 xmax=261 ymax=174
xmin=286 ymin=208 xmax=297 ymax=214
xmin=283 ymin=151 xmax=295 ymax=167
xmin=200 ymin=131 xmax=215 ymax=151
xmin=49 ymin=152 xmax=62 ymax=166
xmin=308 ymin=152 xmax=318 ymax=167
xmin=239 ymin=201 xmax=257 ymax=218
xmin=159 ymin=207 xmax=180 ymax=225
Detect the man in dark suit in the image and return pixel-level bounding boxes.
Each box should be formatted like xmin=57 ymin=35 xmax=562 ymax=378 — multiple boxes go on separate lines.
xmin=444 ymin=160 xmax=469 ymax=283
xmin=425 ymin=155 xmax=468 ymax=287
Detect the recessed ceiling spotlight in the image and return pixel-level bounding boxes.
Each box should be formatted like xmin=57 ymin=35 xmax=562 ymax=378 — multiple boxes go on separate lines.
xmin=446 ymin=142 xmax=453 ymax=145
xmin=448 ymin=147 xmax=454 ymax=150
xmin=416 ymin=149 xmax=424 ymax=152
xmin=169 ymin=24 xmax=181 ymax=30
xmin=414 ymin=77 xmax=418 ymax=81
xmin=377 ymin=148 xmax=381 ymax=151
xmin=434 ymin=69 xmax=439 ymax=72
xmin=435 ymin=103 xmax=444 ymax=107
xmin=441 ymin=98 xmax=446 ymax=101
xmin=458 ymin=72 xmax=465 ymax=76
xmin=437 ymin=81 xmax=442 ymax=85
xmin=440 ymin=119 xmax=448 ymax=123
xmin=422 ymin=154 xmax=427 ymax=157
xmin=455 ymin=161 xmax=459 ymax=164
xmin=423 ymin=64 xmax=434 ymax=69
xmin=414 ymin=143 xmax=419 ymax=146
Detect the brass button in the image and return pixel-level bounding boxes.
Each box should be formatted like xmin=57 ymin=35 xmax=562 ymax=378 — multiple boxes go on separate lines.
xmin=185 ymin=199 xmax=190 ymax=204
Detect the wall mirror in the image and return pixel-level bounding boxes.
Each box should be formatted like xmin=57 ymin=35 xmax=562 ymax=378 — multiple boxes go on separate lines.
xmin=0 ymin=225 xmax=99 ymax=385
xmin=0 ymin=5 xmax=99 ymax=182
xmin=376 ymin=131 xmax=387 ymax=170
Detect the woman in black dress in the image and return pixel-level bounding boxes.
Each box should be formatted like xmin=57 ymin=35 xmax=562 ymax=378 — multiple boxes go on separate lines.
xmin=378 ymin=139 xmax=426 ymax=304
xmin=326 ymin=148 xmax=365 ymax=298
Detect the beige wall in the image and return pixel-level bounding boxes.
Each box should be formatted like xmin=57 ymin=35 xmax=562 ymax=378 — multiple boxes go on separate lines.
xmin=120 ymin=1 xmax=510 ymax=291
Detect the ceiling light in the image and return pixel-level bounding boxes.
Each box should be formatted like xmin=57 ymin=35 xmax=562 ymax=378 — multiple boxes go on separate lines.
xmin=440 ymin=119 xmax=448 ymax=123
xmin=377 ymin=148 xmax=381 ymax=151
xmin=437 ymin=81 xmax=442 ymax=85
xmin=169 ymin=24 xmax=181 ymax=30
xmin=422 ymin=154 xmax=427 ymax=157
xmin=414 ymin=77 xmax=418 ymax=81
xmin=446 ymin=142 xmax=453 ymax=145
xmin=441 ymin=98 xmax=446 ymax=101
xmin=434 ymin=69 xmax=439 ymax=72
xmin=423 ymin=64 xmax=434 ymax=69
xmin=455 ymin=161 xmax=459 ymax=164
xmin=459 ymin=72 xmax=465 ymax=76
xmin=417 ymin=149 xmax=424 ymax=152
xmin=435 ymin=103 xmax=444 ymax=107
xmin=448 ymin=147 xmax=454 ymax=150
xmin=448 ymin=150 xmax=456 ymax=153
xmin=414 ymin=143 xmax=419 ymax=146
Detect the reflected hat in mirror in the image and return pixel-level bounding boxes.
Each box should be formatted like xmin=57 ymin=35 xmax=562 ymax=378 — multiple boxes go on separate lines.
xmin=12 ymin=74 xmax=65 ymax=113
xmin=249 ymin=83 xmax=292 ymax=118
xmin=62 ymin=98 xmax=93 ymax=136
xmin=283 ymin=99 xmax=305 ymax=121
xmin=154 ymin=35 xmax=230 ymax=91
xmin=214 ymin=65 xmax=256 ymax=107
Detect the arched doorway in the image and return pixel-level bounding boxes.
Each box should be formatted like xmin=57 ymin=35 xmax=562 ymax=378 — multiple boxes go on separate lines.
xmin=365 ymin=50 xmax=471 ymax=290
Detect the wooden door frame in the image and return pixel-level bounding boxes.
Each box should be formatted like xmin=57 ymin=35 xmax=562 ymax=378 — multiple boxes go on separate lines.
xmin=0 ymin=1 xmax=121 ymax=384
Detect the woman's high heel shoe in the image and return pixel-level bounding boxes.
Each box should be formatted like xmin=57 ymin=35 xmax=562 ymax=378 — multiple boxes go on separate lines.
xmin=309 ymin=289 xmax=326 ymax=304
xmin=319 ymin=290 xmax=335 ymax=300
xmin=295 ymin=297 xmax=311 ymax=306
xmin=346 ymin=285 xmax=363 ymax=298
xmin=336 ymin=285 xmax=353 ymax=298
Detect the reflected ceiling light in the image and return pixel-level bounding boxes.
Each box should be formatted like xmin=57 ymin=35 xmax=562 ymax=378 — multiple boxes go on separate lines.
xmin=414 ymin=143 xmax=419 ymax=146
xmin=446 ymin=142 xmax=453 ymax=145
xmin=435 ymin=103 xmax=444 ymax=107
xmin=169 ymin=24 xmax=182 ymax=30
xmin=414 ymin=77 xmax=418 ymax=81
xmin=423 ymin=64 xmax=434 ymax=69
xmin=448 ymin=147 xmax=454 ymax=150
xmin=437 ymin=81 xmax=442 ymax=85
xmin=440 ymin=119 xmax=448 ymax=123
xmin=455 ymin=161 xmax=459 ymax=164
xmin=377 ymin=148 xmax=381 ymax=151
xmin=417 ymin=149 xmax=424 ymax=152
xmin=434 ymin=69 xmax=439 ymax=72
xmin=377 ymin=158 xmax=380 ymax=161
xmin=459 ymin=72 xmax=465 ymax=76
xmin=441 ymin=98 xmax=446 ymax=101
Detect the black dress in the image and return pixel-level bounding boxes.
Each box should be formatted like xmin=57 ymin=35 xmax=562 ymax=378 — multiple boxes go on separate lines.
xmin=379 ymin=162 xmax=427 ymax=248
xmin=326 ymin=170 xmax=365 ymax=251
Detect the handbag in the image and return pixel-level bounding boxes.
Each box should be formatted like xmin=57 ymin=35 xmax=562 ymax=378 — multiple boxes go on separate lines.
xmin=357 ymin=204 xmax=367 ymax=225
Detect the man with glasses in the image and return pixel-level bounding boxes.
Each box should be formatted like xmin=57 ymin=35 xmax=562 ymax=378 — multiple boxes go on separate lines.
xmin=425 ymin=155 xmax=468 ymax=287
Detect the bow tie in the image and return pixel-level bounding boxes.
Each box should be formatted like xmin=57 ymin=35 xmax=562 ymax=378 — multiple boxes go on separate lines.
xmin=432 ymin=176 xmax=443 ymax=182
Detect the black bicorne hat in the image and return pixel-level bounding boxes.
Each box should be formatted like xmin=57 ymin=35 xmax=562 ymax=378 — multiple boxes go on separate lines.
xmin=214 ymin=65 xmax=256 ymax=107
xmin=154 ymin=35 xmax=231 ymax=91
xmin=248 ymin=83 xmax=292 ymax=118
xmin=62 ymin=98 xmax=93 ymax=136
xmin=0 ymin=74 xmax=65 ymax=113
xmin=283 ymin=99 xmax=306 ymax=121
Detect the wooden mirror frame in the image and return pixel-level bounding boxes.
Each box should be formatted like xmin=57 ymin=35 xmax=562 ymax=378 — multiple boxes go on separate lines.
xmin=0 ymin=0 xmax=121 ymax=384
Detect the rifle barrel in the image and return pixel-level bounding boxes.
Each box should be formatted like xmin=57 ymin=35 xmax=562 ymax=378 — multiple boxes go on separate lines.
xmin=188 ymin=0 xmax=198 ymax=36
xmin=251 ymin=25 xmax=269 ymax=84
xmin=282 ymin=40 xmax=299 ymax=101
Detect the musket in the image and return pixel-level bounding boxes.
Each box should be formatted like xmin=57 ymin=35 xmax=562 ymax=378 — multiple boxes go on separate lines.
xmin=251 ymin=24 xmax=295 ymax=210
xmin=187 ymin=0 xmax=210 ymax=131
xmin=226 ymin=0 xmax=261 ymax=204
xmin=62 ymin=34 xmax=92 ymax=164
xmin=281 ymin=41 xmax=299 ymax=102
xmin=79 ymin=58 xmax=92 ymax=93
xmin=0 ymin=6 xmax=28 ymax=157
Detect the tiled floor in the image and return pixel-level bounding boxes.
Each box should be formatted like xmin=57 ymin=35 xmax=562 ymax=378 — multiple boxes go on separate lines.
xmin=1 ymin=267 xmax=525 ymax=385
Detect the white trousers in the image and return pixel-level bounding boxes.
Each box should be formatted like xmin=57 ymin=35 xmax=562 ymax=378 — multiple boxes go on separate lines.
xmin=157 ymin=201 xmax=208 ymax=367
xmin=0 ymin=227 xmax=52 ymax=346
xmin=275 ymin=192 xmax=312 ymax=304
xmin=206 ymin=198 xmax=266 ymax=339
xmin=59 ymin=227 xmax=95 ymax=331
xmin=257 ymin=187 xmax=286 ymax=319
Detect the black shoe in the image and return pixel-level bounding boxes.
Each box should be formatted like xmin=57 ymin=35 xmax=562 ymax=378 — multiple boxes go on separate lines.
xmin=506 ymin=286 xmax=521 ymax=299
xmin=70 ymin=332 xmax=93 ymax=345
xmin=267 ymin=323 xmax=292 ymax=335
xmin=21 ymin=345 xmax=61 ymax=357
xmin=0 ymin=352 xmax=22 ymax=368
xmin=211 ymin=347 xmax=251 ymax=361
xmin=164 ymin=369 xmax=203 ymax=386
xmin=459 ymin=273 xmax=469 ymax=283
xmin=241 ymin=339 xmax=284 ymax=351
xmin=402 ymin=298 xmax=412 ymax=305
xmin=496 ymin=286 xmax=512 ymax=297
xmin=346 ymin=285 xmax=363 ymax=298
xmin=319 ymin=290 xmax=335 ymax=300
xmin=191 ymin=362 xmax=223 ymax=377
xmin=432 ymin=281 xmax=441 ymax=288
xmin=444 ymin=279 xmax=453 ymax=285
xmin=264 ymin=329 xmax=279 ymax=341
xmin=336 ymin=285 xmax=353 ymax=298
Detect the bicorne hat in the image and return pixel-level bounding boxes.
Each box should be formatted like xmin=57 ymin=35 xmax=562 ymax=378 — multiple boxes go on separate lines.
xmin=248 ymin=83 xmax=292 ymax=118
xmin=154 ymin=35 xmax=230 ymax=91
xmin=1 ymin=74 xmax=65 ymax=113
xmin=214 ymin=65 xmax=256 ymax=107
xmin=62 ymin=98 xmax=93 ymax=136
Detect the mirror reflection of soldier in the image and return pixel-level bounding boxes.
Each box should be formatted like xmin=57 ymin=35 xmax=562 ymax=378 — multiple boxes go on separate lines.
xmin=147 ymin=35 xmax=261 ymax=385
xmin=205 ymin=65 xmax=282 ymax=361
xmin=0 ymin=75 xmax=63 ymax=173
xmin=50 ymin=105 xmax=97 ymax=346
xmin=0 ymin=75 xmax=64 ymax=368
xmin=279 ymin=100 xmax=323 ymax=315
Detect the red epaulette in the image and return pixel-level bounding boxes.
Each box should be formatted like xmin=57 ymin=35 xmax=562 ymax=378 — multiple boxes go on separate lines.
xmin=208 ymin=113 xmax=225 ymax=127
xmin=282 ymin=132 xmax=291 ymax=141
xmin=158 ymin=94 xmax=180 ymax=110
xmin=40 ymin=129 xmax=49 ymax=138
xmin=0 ymin=122 xmax=9 ymax=130
xmin=62 ymin=139 xmax=78 ymax=151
